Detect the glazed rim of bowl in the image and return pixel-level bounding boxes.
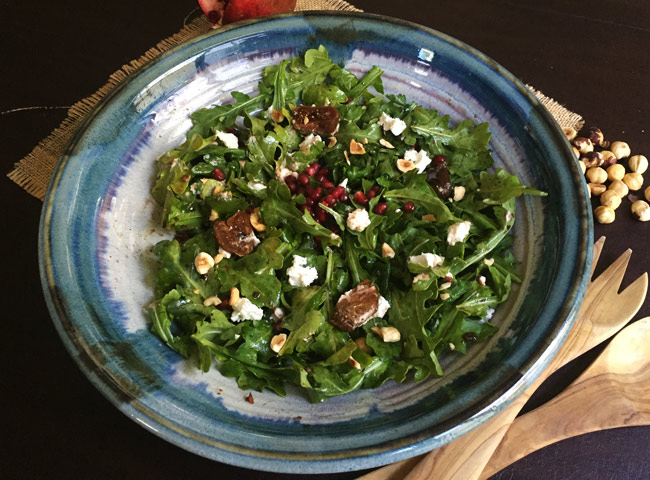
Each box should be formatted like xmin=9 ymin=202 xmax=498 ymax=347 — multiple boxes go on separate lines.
xmin=39 ymin=11 xmax=593 ymax=473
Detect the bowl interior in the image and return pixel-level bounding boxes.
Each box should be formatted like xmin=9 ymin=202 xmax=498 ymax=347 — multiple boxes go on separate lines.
xmin=39 ymin=12 xmax=591 ymax=473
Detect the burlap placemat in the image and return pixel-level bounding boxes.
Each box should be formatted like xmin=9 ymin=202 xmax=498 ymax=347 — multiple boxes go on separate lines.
xmin=7 ymin=0 xmax=583 ymax=200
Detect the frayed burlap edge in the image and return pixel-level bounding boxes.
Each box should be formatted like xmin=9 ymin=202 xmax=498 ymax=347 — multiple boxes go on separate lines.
xmin=8 ymin=0 xmax=582 ymax=201
xmin=528 ymin=85 xmax=584 ymax=132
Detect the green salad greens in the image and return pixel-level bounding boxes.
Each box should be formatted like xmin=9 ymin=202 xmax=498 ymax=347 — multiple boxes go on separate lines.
xmin=146 ymin=46 xmax=545 ymax=402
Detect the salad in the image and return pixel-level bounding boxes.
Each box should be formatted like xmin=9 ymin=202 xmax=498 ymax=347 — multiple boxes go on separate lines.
xmin=146 ymin=46 xmax=544 ymax=402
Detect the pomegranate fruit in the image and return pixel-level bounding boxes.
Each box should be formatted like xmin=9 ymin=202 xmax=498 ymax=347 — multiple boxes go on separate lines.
xmin=198 ymin=0 xmax=297 ymax=26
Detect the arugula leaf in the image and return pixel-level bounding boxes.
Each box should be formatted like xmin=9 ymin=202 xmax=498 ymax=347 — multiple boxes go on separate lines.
xmin=477 ymin=169 xmax=547 ymax=205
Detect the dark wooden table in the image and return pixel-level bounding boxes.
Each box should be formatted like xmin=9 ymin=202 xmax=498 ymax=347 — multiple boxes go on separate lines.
xmin=2 ymin=1 xmax=649 ymax=479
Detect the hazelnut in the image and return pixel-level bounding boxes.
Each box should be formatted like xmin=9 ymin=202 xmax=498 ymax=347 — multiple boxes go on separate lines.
xmin=250 ymin=208 xmax=266 ymax=232
xmin=421 ymin=214 xmax=437 ymax=222
xmin=631 ymin=200 xmax=650 ymax=222
xmin=270 ymin=109 xmax=284 ymax=123
xmin=573 ymin=137 xmax=593 ymax=154
xmin=578 ymin=160 xmax=587 ymax=174
xmin=350 ymin=139 xmax=366 ymax=155
xmin=371 ymin=326 xmax=401 ymax=343
xmin=453 ymin=186 xmax=466 ymax=202
xmin=623 ymin=172 xmax=644 ymax=191
xmin=628 ymin=155 xmax=648 ymax=174
xmin=381 ymin=242 xmax=396 ymax=259
xmin=396 ymin=159 xmax=416 ymax=172
xmin=645 ymin=186 xmax=650 ymax=203
xmin=209 ymin=209 xmax=219 ymax=221
xmin=586 ymin=167 xmax=607 ymax=184
xmin=203 ymin=296 xmax=222 ymax=307
xmin=600 ymin=190 xmax=622 ymax=210
xmin=586 ymin=127 xmax=605 ymax=147
xmin=348 ymin=357 xmax=362 ymax=370
xmin=229 ymin=287 xmax=240 ymax=307
xmin=588 ymin=183 xmax=606 ymax=196
xmin=610 ymin=141 xmax=631 ymax=159
xmin=608 ymin=180 xmax=629 ymax=198
xmin=606 ymin=163 xmax=626 ymax=182
xmin=270 ymin=333 xmax=287 ymax=353
xmin=594 ymin=205 xmax=615 ymax=224
xmin=563 ymin=127 xmax=577 ymax=141
xmin=440 ymin=293 xmax=451 ymax=300
xmin=194 ymin=252 xmax=215 ymax=275
xmin=483 ymin=257 xmax=495 ymax=267
xmin=599 ymin=150 xmax=617 ymax=167
xmin=328 ymin=136 xmax=337 ymax=148
xmin=582 ymin=151 xmax=603 ymax=168
xmin=379 ymin=138 xmax=394 ymax=149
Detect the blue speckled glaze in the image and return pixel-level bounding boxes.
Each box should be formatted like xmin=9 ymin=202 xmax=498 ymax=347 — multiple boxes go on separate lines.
xmin=39 ymin=12 xmax=592 ymax=473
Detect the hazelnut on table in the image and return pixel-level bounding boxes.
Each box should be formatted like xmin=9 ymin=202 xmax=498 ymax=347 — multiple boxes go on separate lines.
xmin=588 ymin=183 xmax=606 ymax=196
xmin=594 ymin=205 xmax=615 ymax=224
xmin=623 ymin=172 xmax=644 ymax=191
xmin=606 ymin=163 xmax=626 ymax=182
xmin=600 ymin=190 xmax=622 ymax=210
xmin=573 ymin=137 xmax=594 ymax=154
xmin=610 ymin=141 xmax=631 ymax=160
xmin=628 ymin=155 xmax=648 ymax=174
xmin=608 ymin=180 xmax=629 ymax=198
xmin=586 ymin=167 xmax=607 ymax=184
xmin=631 ymin=200 xmax=650 ymax=222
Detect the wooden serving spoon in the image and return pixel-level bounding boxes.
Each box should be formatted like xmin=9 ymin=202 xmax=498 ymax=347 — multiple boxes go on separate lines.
xmin=361 ymin=238 xmax=648 ymax=480
xmin=480 ymin=317 xmax=650 ymax=478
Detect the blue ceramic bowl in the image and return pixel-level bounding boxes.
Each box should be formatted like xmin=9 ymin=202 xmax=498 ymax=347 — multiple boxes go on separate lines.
xmin=39 ymin=12 xmax=592 ymax=473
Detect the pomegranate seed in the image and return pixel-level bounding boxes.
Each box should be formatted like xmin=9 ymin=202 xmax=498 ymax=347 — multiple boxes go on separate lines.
xmin=287 ymin=182 xmax=298 ymax=194
xmin=373 ymin=203 xmax=388 ymax=215
xmin=305 ymin=197 xmax=315 ymax=207
xmin=318 ymin=167 xmax=329 ymax=176
xmin=306 ymin=164 xmax=319 ymax=176
xmin=321 ymin=179 xmax=334 ymax=189
xmin=433 ymin=154 xmax=447 ymax=164
xmin=305 ymin=186 xmax=315 ymax=198
xmin=296 ymin=186 xmax=306 ymax=196
xmin=333 ymin=186 xmax=345 ymax=198
xmin=315 ymin=173 xmax=327 ymax=183
xmin=285 ymin=175 xmax=297 ymax=185
xmin=354 ymin=191 xmax=368 ymax=205
xmin=298 ymin=173 xmax=310 ymax=185
xmin=371 ymin=185 xmax=381 ymax=194
xmin=324 ymin=195 xmax=337 ymax=207
xmin=211 ymin=168 xmax=226 ymax=181
xmin=300 ymin=204 xmax=312 ymax=215
xmin=339 ymin=192 xmax=349 ymax=202
xmin=367 ymin=189 xmax=376 ymax=199
xmin=316 ymin=207 xmax=327 ymax=223
xmin=310 ymin=187 xmax=323 ymax=199
xmin=404 ymin=201 xmax=415 ymax=213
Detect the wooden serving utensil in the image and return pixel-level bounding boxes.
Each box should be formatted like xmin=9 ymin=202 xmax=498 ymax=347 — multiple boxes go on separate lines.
xmin=361 ymin=237 xmax=648 ymax=480
xmin=480 ymin=316 xmax=650 ymax=478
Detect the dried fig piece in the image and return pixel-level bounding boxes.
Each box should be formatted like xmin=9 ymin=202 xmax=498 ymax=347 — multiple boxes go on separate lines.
xmin=426 ymin=157 xmax=452 ymax=198
xmin=291 ymin=105 xmax=340 ymax=136
xmin=330 ymin=280 xmax=379 ymax=332
xmin=213 ymin=210 xmax=259 ymax=256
